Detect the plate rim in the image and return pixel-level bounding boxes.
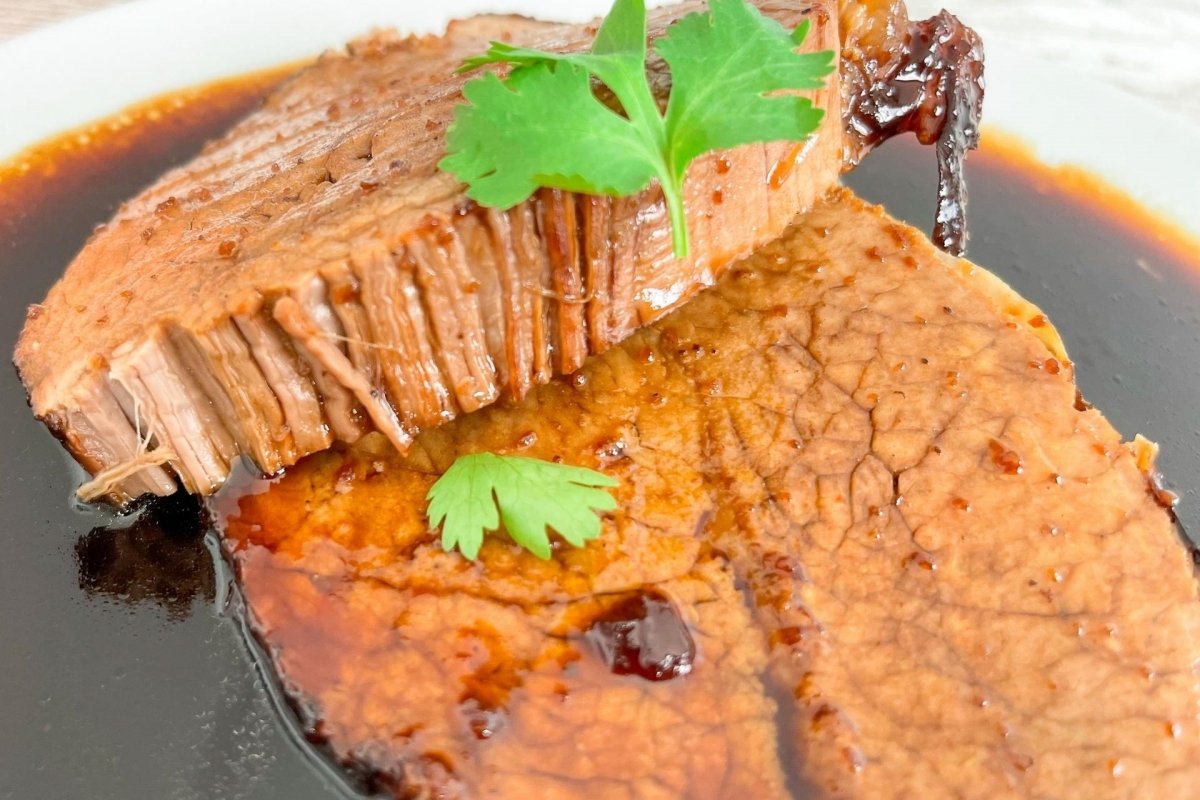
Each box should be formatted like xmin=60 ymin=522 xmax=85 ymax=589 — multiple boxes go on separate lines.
xmin=0 ymin=0 xmax=1197 ymax=238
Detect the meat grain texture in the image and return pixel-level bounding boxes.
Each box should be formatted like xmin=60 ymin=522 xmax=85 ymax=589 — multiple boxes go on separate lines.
xmin=14 ymin=1 xmax=846 ymax=500
xmin=14 ymin=0 xmax=986 ymax=503
xmin=221 ymin=192 xmax=1200 ymax=800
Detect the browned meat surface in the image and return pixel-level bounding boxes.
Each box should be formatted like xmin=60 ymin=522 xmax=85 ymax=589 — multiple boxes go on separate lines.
xmin=14 ymin=0 xmax=984 ymax=502
xmin=217 ymin=191 xmax=1200 ymax=799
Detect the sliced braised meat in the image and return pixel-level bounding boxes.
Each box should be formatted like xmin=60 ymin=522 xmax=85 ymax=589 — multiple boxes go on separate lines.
xmin=14 ymin=0 xmax=985 ymax=502
xmin=217 ymin=191 xmax=1200 ymax=799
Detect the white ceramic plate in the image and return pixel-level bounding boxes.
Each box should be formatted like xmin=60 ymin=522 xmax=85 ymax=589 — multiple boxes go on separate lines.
xmin=1 ymin=3 xmax=1198 ymax=798
xmin=1 ymin=0 xmax=1198 ymax=240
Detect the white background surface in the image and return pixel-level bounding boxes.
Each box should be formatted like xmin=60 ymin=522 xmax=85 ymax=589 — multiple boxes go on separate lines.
xmin=907 ymin=0 xmax=1200 ymax=128
xmin=2 ymin=0 xmax=1198 ymax=128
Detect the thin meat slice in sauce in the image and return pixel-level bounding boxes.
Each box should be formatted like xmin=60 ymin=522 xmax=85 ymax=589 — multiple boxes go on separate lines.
xmin=218 ymin=191 xmax=1200 ymax=799
xmin=15 ymin=0 xmax=985 ymax=503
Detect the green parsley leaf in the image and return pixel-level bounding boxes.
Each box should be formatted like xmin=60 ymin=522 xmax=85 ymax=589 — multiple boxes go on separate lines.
xmin=426 ymin=453 xmax=618 ymax=560
xmin=438 ymin=65 xmax=656 ymax=212
xmin=657 ymin=7 xmax=833 ymax=180
xmin=439 ymin=0 xmax=834 ymax=259
xmin=458 ymin=0 xmax=648 ymax=86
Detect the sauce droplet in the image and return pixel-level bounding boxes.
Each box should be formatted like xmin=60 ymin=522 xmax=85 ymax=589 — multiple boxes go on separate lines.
xmin=586 ymin=591 xmax=695 ymax=681
xmin=767 ymin=143 xmax=806 ymax=190
xmin=988 ymin=439 xmax=1024 ymax=475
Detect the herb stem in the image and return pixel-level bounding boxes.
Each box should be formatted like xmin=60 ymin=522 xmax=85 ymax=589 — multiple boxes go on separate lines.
xmin=662 ymin=179 xmax=689 ymax=259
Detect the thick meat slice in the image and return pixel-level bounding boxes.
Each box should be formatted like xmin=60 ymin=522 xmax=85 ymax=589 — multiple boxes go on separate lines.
xmin=218 ymin=190 xmax=1200 ymax=799
xmin=14 ymin=0 xmax=985 ymax=502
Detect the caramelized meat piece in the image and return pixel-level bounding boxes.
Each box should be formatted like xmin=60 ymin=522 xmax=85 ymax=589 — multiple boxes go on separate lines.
xmin=839 ymin=0 xmax=985 ymax=253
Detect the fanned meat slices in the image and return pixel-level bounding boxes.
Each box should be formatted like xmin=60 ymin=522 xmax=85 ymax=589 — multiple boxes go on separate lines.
xmin=14 ymin=0 xmax=985 ymax=502
xmin=218 ymin=192 xmax=1200 ymax=799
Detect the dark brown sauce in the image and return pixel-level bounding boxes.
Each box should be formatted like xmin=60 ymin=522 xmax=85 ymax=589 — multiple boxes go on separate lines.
xmin=585 ymin=590 xmax=696 ymax=681
xmin=74 ymin=492 xmax=215 ymax=619
xmin=2 ymin=70 xmax=1200 ymax=798
xmin=844 ymin=12 xmax=985 ymax=255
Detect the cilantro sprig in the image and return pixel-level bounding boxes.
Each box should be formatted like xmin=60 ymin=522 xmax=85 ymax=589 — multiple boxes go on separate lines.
xmin=426 ymin=453 xmax=618 ymax=560
xmin=439 ymin=0 xmax=835 ymax=258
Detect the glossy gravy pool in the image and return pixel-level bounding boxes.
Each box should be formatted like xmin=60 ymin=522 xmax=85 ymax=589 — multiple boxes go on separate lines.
xmin=1 ymin=74 xmax=1198 ymax=798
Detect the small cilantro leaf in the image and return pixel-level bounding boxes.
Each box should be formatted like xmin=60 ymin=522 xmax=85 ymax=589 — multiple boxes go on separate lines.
xmin=453 ymin=0 xmax=657 ymax=136
xmin=439 ymin=0 xmax=833 ymax=260
xmin=440 ymin=64 xmax=658 ymax=211
xmin=591 ymin=0 xmax=648 ymax=57
xmin=656 ymin=0 xmax=835 ymax=179
xmin=459 ymin=0 xmax=646 ymax=74
xmin=426 ymin=453 xmax=618 ymax=561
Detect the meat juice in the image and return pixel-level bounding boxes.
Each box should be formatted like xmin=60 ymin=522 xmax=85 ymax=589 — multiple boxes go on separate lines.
xmin=1 ymin=73 xmax=1198 ymax=797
